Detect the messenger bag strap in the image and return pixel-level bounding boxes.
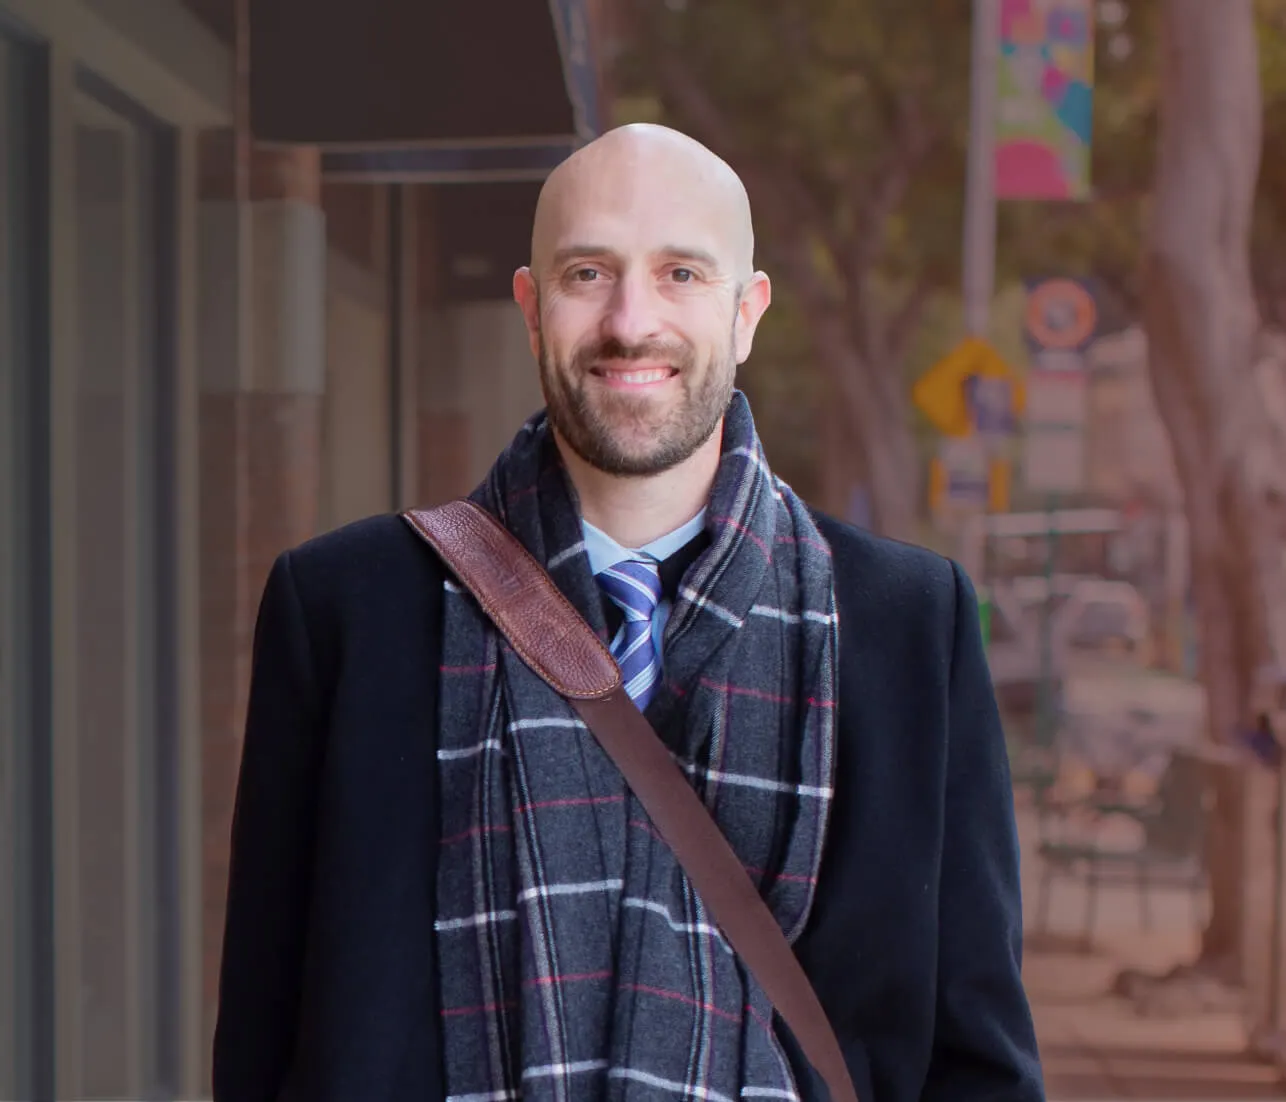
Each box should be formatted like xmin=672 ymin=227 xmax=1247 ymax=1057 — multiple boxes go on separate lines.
xmin=402 ymin=499 xmax=857 ymax=1102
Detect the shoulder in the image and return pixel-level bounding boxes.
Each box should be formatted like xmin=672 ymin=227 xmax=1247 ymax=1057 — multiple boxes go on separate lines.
xmin=287 ymin=511 xmax=438 ymax=576
xmin=272 ymin=512 xmax=446 ymax=630
xmin=809 ymin=509 xmax=960 ymax=628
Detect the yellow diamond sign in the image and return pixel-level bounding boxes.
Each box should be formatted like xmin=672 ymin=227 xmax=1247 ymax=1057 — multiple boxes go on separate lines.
xmin=912 ymin=337 xmax=1022 ymax=437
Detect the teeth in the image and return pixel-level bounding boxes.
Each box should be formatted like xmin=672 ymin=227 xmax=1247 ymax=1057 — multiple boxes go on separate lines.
xmin=613 ymin=369 xmax=669 ymax=384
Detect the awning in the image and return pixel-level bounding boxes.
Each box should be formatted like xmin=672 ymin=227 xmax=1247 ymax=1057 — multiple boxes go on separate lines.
xmin=249 ymin=0 xmax=601 ymax=180
xmin=322 ymin=140 xmax=577 ymax=186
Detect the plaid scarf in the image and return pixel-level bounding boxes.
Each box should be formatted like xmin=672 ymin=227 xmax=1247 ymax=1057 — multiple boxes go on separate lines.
xmin=431 ymin=392 xmax=838 ymax=1102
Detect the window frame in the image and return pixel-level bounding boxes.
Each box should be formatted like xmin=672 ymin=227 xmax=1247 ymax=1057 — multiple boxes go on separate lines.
xmin=0 ymin=11 xmax=53 ymax=1101
xmin=69 ymin=62 xmax=182 ymax=1099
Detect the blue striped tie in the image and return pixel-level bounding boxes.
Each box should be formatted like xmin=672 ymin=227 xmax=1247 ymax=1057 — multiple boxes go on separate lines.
xmin=596 ymin=558 xmax=663 ymax=709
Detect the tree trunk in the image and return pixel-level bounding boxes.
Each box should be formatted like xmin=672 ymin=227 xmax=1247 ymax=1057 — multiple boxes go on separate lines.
xmin=830 ymin=362 xmax=920 ymax=542
xmin=818 ymin=393 xmax=858 ymax=521
xmin=1142 ymin=0 xmax=1282 ymax=976
xmin=802 ymin=307 xmax=920 ymax=540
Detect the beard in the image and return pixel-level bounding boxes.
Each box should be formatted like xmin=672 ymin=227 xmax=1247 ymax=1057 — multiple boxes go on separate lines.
xmin=539 ymin=330 xmax=737 ymax=478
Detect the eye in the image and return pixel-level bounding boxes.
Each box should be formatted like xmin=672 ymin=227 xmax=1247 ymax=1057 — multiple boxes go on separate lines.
xmin=572 ymin=267 xmax=600 ymax=283
xmin=670 ymin=268 xmax=697 ymax=284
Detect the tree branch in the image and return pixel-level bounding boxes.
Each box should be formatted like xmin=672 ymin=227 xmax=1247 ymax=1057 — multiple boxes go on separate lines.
xmin=837 ymin=88 xmax=939 ymax=351
xmin=852 ymin=276 xmax=931 ymax=427
xmin=623 ymin=0 xmax=934 ymax=360
xmin=771 ymin=2 xmax=815 ymax=73
xmin=636 ymin=31 xmax=844 ymax=317
xmin=886 ymin=276 xmax=933 ymax=367
xmin=643 ymin=13 xmax=929 ymax=439
xmin=1095 ymin=265 xmax=1142 ymax=320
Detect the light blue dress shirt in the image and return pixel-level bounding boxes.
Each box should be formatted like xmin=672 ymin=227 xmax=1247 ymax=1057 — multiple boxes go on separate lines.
xmin=581 ymin=508 xmax=708 ymax=673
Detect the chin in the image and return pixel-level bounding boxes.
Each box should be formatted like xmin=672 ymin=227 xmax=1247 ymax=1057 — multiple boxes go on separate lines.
xmin=597 ymin=433 xmax=707 ymax=478
xmin=594 ymin=388 xmax=675 ymax=417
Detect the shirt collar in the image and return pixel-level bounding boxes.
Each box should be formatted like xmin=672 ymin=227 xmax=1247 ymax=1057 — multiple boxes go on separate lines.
xmin=581 ymin=508 xmax=708 ymax=578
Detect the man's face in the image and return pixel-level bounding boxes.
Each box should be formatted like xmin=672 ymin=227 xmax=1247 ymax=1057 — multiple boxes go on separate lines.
xmin=535 ymin=284 xmax=739 ymax=477
xmin=515 ymin=141 xmax=770 ymax=477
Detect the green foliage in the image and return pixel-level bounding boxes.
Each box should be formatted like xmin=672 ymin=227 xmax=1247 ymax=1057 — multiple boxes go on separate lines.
xmin=737 ymin=288 xmax=825 ymax=501
xmin=615 ymin=0 xmax=974 ymax=294
xmin=1255 ymin=0 xmax=1286 ymax=326
xmin=611 ymin=0 xmax=1286 ymax=495
xmin=613 ymin=0 xmax=976 ymax=501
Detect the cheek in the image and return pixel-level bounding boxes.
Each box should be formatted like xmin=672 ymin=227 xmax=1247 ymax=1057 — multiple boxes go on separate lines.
xmin=540 ymin=300 xmax=600 ymax=356
xmin=700 ymin=311 xmax=738 ymax=358
xmin=683 ymin=296 xmax=737 ymax=344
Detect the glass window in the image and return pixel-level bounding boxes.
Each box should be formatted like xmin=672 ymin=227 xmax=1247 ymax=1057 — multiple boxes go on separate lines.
xmin=0 ymin=19 xmax=51 ymax=1102
xmin=72 ymin=68 xmax=179 ymax=1099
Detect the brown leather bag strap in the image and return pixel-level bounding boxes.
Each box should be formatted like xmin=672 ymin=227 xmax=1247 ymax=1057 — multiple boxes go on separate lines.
xmin=403 ymin=500 xmax=857 ymax=1102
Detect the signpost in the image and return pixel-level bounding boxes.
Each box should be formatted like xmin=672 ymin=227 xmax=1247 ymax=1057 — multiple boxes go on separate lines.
xmin=938 ymin=436 xmax=991 ymax=509
xmin=913 ymin=336 xmax=1020 ymax=439
xmin=1023 ymin=371 xmax=1087 ymax=492
xmin=964 ymin=0 xmax=1002 ymax=339
xmin=1021 ymin=275 xmax=1096 ymax=494
xmin=946 ymin=0 xmax=1095 ymax=668
xmin=915 ymin=336 xmax=1021 ymax=521
xmin=964 ymin=374 xmax=1018 ymax=441
xmin=1021 ymin=274 xmax=1098 ymax=752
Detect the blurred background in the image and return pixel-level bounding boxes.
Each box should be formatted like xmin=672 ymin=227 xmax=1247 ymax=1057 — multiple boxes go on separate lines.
xmin=4 ymin=0 xmax=1286 ymax=1098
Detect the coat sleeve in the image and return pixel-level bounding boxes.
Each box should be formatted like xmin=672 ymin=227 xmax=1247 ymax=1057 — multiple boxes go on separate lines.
xmin=212 ymin=550 xmax=325 ymax=1102
xmin=922 ymin=561 xmax=1046 ymax=1102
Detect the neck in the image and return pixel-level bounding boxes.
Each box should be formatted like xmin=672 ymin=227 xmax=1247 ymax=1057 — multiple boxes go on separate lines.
xmin=556 ymin=424 xmax=722 ymax=548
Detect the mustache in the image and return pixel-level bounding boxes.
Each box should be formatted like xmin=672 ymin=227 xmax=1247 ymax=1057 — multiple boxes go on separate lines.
xmin=572 ymin=337 xmax=694 ymax=369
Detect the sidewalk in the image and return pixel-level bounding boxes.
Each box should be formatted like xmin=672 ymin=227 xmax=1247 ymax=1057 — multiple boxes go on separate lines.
xmin=1017 ymin=801 xmax=1286 ymax=1100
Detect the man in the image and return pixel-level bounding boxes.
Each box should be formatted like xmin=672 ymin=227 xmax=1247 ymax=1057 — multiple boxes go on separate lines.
xmin=213 ymin=124 xmax=1044 ymax=1102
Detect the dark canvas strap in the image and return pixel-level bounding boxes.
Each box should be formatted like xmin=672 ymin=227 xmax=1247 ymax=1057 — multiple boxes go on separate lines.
xmin=403 ymin=500 xmax=857 ymax=1102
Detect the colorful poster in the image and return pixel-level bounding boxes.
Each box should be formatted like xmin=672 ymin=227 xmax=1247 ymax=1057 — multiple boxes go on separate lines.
xmin=996 ymin=0 xmax=1095 ymax=201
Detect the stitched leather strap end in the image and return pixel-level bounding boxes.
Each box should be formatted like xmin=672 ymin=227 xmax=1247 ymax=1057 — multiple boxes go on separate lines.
xmin=403 ymin=502 xmax=622 ymax=700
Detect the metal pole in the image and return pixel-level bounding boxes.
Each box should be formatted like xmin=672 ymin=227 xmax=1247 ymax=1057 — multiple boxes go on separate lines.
xmin=962 ymin=0 xmax=1001 ymax=339
xmin=1037 ymin=493 xmax=1060 ymax=750
xmin=957 ymin=0 xmax=1001 ymax=582
xmin=1271 ymin=756 xmax=1284 ymax=1031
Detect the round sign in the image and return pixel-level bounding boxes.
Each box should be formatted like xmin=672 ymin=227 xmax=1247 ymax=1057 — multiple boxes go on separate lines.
xmin=1025 ymin=279 xmax=1097 ymax=351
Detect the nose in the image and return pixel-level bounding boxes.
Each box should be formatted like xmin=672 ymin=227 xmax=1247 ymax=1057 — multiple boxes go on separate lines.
xmin=601 ymin=271 xmax=663 ymax=350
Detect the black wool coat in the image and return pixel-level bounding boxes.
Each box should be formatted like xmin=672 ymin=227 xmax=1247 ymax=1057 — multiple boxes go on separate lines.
xmin=212 ymin=510 xmax=1045 ymax=1102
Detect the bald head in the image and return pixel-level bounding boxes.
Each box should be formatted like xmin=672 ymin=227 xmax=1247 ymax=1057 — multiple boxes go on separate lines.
xmin=530 ymin=124 xmax=755 ymax=283
xmin=511 ymin=124 xmax=774 ymax=486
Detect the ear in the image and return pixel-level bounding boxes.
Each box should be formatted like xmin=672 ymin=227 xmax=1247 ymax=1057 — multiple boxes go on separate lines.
xmin=733 ymin=272 xmax=772 ymax=363
xmin=513 ymin=267 xmax=541 ymax=361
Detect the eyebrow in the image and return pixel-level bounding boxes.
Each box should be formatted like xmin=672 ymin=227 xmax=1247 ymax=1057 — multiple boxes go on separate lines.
xmin=550 ymin=244 xmax=723 ymax=272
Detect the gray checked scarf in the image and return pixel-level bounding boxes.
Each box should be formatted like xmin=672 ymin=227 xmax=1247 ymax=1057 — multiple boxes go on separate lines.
xmin=432 ymin=391 xmax=839 ymax=1102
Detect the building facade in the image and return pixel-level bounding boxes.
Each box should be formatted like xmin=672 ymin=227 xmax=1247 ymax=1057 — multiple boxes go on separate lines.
xmin=0 ymin=0 xmax=606 ymax=1097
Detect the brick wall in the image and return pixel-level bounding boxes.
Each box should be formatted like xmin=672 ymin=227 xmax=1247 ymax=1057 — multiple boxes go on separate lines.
xmin=195 ymin=148 xmax=512 ymax=1074
xmin=197 ymin=133 xmax=325 ymax=1075
xmin=413 ymin=186 xmax=474 ymax=505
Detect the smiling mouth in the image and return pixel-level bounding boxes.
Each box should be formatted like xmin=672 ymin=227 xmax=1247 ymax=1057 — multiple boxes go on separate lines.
xmin=590 ymin=365 xmax=679 ymax=387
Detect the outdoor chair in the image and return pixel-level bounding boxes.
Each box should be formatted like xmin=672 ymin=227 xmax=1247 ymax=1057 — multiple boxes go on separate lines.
xmin=1033 ymin=751 xmax=1211 ymax=947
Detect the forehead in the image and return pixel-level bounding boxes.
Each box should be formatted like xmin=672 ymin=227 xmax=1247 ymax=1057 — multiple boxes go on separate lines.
xmin=543 ymin=156 xmax=738 ymax=267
